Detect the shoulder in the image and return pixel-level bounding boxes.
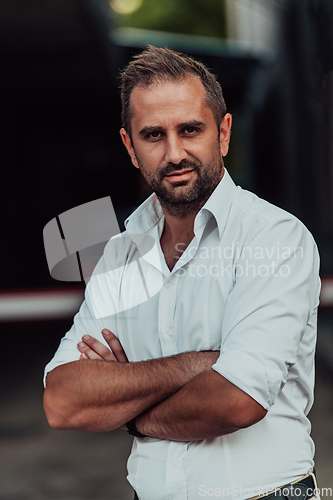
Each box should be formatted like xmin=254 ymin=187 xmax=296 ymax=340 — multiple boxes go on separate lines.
xmin=232 ymin=186 xmax=298 ymax=226
xmin=229 ymin=186 xmax=317 ymax=250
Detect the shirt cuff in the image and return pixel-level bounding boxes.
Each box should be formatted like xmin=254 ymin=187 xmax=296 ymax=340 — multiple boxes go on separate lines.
xmin=212 ymin=350 xmax=284 ymax=410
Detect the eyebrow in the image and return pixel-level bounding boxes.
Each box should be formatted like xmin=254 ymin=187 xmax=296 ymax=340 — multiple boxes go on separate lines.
xmin=138 ymin=121 xmax=206 ymax=137
xmin=139 ymin=126 xmax=163 ymax=137
xmin=178 ymin=121 xmax=206 ymax=129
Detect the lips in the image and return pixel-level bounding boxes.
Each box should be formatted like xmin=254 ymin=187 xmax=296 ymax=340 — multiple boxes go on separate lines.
xmin=165 ymin=168 xmax=195 ymax=182
xmin=166 ymin=168 xmax=194 ymax=177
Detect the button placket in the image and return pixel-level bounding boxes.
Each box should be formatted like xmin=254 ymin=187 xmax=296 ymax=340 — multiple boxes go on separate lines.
xmin=165 ymin=442 xmax=188 ymax=499
xmin=158 ymin=275 xmax=179 ymax=357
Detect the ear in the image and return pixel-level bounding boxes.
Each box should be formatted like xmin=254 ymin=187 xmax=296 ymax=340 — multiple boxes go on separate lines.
xmin=120 ymin=128 xmax=139 ymax=169
xmin=219 ymin=113 xmax=232 ymax=157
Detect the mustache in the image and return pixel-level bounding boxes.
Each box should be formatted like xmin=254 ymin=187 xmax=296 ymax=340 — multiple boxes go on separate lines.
xmin=160 ymin=159 xmax=200 ymax=176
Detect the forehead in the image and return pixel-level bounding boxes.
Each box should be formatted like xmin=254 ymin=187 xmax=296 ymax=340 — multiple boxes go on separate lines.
xmin=129 ymin=77 xmax=214 ymax=129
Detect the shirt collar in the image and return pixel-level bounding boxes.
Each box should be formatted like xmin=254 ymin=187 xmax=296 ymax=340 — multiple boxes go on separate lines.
xmin=125 ymin=168 xmax=238 ymax=240
xmin=125 ymin=193 xmax=163 ymax=235
xmin=198 ymin=168 xmax=238 ymax=239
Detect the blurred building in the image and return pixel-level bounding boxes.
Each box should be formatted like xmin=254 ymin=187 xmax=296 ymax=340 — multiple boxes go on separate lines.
xmin=1 ymin=0 xmax=332 ymax=313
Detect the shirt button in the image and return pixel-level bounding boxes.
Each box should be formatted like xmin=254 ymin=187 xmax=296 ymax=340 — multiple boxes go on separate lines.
xmin=172 ymin=461 xmax=178 ymax=467
xmin=165 ymin=282 xmax=172 ymax=289
xmin=164 ymin=328 xmax=170 ymax=334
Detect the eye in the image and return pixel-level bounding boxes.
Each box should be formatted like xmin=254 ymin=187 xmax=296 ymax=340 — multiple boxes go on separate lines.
xmin=144 ymin=130 xmax=163 ymax=141
xmin=150 ymin=131 xmax=161 ymax=138
xmin=184 ymin=126 xmax=199 ymax=135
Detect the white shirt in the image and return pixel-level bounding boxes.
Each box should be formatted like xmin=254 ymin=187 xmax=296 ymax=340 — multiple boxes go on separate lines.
xmin=44 ymin=169 xmax=320 ymax=500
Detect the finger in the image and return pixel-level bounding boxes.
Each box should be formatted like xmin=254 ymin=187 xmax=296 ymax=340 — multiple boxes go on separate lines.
xmin=78 ymin=335 xmax=117 ymax=362
xmin=102 ymin=329 xmax=128 ymax=363
xmin=77 ymin=341 xmax=105 ymax=361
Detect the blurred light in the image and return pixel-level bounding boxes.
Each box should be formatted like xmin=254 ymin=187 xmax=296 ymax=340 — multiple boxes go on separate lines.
xmin=110 ymin=0 xmax=143 ymax=15
xmin=0 ymin=288 xmax=84 ymax=322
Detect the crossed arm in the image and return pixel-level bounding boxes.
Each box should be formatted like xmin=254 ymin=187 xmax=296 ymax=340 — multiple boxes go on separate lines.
xmin=43 ymin=330 xmax=266 ymax=441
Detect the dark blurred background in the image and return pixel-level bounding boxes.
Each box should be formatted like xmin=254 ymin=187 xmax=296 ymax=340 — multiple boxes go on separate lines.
xmin=0 ymin=0 xmax=333 ymax=498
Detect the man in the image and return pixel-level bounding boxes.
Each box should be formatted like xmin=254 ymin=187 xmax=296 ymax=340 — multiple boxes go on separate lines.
xmin=44 ymin=46 xmax=320 ymax=500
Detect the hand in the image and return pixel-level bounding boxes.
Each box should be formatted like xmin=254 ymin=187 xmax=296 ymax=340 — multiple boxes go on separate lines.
xmin=77 ymin=329 xmax=128 ymax=363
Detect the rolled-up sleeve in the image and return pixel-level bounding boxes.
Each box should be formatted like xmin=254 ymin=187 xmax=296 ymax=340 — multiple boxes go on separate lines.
xmin=212 ymin=216 xmax=320 ymax=410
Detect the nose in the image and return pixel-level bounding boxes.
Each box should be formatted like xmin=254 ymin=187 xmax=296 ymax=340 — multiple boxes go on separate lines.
xmin=164 ymin=134 xmax=187 ymax=165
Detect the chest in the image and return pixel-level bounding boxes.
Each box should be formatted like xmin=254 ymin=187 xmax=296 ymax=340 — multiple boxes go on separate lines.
xmin=162 ymin=246 xmax=182 ymax=271
xmin=161 ymin=235 xmax=194 ymax=271
xmin=111 ymin=248 xmax=236 ymax=361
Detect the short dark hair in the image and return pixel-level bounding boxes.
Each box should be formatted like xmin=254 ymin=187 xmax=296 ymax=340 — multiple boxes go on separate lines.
xmin=120 ymin=45 xmax=227 ymax=134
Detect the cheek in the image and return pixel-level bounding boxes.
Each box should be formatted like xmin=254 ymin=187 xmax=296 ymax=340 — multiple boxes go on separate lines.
xmin=136 ymin=146 xmax=163 ymax=169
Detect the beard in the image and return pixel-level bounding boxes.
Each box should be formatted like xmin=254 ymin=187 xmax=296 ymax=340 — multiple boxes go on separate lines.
xmin=136 ymin=150 xmax=224 ymax=218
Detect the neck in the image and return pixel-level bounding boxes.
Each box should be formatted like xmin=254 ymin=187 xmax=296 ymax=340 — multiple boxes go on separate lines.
xmin=157 ymin=166 xmax=225 ymax=269
xmin=159 ymin=209 xmax=197 ymax=271
xmin=163 ymin=210 xmax=196 ymax=241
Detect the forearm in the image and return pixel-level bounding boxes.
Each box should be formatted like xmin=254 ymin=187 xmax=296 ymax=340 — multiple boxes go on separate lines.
xmin=43 ymin=351 xmax=219 ymax=432
xmin=135 ymin=370 xmax=267 ymax=441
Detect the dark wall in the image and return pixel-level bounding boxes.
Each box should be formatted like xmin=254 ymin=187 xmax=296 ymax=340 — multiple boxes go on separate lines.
xmin=0 ymin=0 xmax=140 ymax=290
xmin=1 ymin=0 xmax=333 ymax=292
